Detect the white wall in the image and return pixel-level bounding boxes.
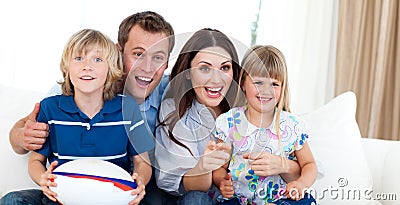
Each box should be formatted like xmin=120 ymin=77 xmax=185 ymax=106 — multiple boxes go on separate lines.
xmin=0 ymin=0 xmax=337 ymax=115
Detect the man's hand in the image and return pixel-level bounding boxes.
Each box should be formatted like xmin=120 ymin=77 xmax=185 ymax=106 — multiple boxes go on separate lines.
xmin=10 ymin=103 xmax=49 ymax=154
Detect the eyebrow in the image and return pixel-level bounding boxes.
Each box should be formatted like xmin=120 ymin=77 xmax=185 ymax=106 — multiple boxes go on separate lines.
xmin=198 ymin=60 xmax=231 ymax=66
xmin=132 ymin=47 xmax=167 ymax=55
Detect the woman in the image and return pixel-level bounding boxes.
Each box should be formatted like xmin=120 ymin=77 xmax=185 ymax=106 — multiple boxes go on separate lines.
xmin=155 ymin=28 xmax=301 ymax=204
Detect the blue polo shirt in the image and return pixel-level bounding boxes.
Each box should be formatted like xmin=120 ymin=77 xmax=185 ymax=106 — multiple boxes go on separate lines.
xmin=35 ymin=94 xmax=153 ymax=173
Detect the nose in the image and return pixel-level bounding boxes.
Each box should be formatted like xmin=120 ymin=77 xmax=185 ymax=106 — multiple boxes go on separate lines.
xmin=82 ymin=60 xmax=94 ymax=70
xmin=209 ymin=69 xmax=224 ymax=83
xmin=137 ymin=56 xmax=157 ymax=73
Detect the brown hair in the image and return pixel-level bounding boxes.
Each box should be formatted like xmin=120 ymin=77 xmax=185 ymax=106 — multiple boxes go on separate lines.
xmin=160 ymin=28 xmax=241 ymax=156
xmin=118 ymin=11 xmax=175 ymax=54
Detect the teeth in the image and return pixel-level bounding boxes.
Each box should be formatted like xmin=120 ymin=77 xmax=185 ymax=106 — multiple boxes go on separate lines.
xmin=138 ymin=76 xmax=152 ymax=82
xmin=81 ymin=76 xmax=94 ymax=80
xmin=206 ymin=87 xmax=222 ymax=92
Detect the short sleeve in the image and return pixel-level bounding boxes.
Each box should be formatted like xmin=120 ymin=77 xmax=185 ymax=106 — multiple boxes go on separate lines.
xmin=214 ymin=113 xmax=230 ymax=143
xmin=123 ymin=95 xmax=154 ymax=155
xmin=293 ymin=115 xmax=309 ymax=151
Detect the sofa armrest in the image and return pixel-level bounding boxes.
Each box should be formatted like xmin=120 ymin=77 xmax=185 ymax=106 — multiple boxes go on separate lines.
xmin=361 ymin=138 xmax=400 ymax=205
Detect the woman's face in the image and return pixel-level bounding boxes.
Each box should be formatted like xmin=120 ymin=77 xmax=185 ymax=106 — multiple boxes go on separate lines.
xmin=189 ymin=46 xmax=233 ymax=111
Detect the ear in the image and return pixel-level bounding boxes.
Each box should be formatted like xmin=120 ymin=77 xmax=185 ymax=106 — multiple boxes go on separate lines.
xmin=116 ymin=43 xmax=122 ymax=52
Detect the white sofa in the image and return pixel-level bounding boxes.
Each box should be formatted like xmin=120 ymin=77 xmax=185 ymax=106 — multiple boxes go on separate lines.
xmin=1 ymin=86 xmax=399 ymax=205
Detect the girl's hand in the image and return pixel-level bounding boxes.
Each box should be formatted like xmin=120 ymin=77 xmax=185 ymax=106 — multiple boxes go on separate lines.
xmin=219 ymin=173 xmax=234 ymax=198
xmin=129 ymin=173 xmax=145 ymax=205
xmin=199 ymin=141 xmax=231 ymax=173
xmin=39 ymin=161 xmax=58 ymax=202
xmin=243 ymin=152 xmax=287 ymax=176
xmin=285 ymin=180 xmax=307 ymax=201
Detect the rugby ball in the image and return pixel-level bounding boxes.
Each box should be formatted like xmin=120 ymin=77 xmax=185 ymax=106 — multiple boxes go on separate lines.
xmin=51 ymin=159 xmax=137 ymax=205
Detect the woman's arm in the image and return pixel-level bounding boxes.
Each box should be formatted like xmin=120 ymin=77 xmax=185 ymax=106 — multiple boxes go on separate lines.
xmin=183 ymin=141 xmax=231 ymax=192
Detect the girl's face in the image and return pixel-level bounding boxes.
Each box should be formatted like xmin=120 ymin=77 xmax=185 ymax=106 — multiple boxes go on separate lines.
xmin=242 ymin=75 xmax=282 ymax=114
xmin=189 ymin=46 xmax=233 ymax=110
xmin=69 ymin=46 xmax=108 ymax=97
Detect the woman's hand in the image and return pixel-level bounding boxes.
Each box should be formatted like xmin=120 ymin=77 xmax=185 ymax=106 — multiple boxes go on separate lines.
xmin=243 ymin=152 xmax=288 ymax=176
xmin=199 ymin=141 xmax=231 ymax=174
xmin=219 ymin=173 xmax=234 ymax=198
xmin=129 ymin=173 xmax=145 ymax=205
xmin=39 ymin=161 xmax=58 ymax=202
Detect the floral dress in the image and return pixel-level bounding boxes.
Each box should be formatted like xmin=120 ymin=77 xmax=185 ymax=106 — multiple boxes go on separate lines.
xmin=214 ymin=106 xmax=309 ymax=204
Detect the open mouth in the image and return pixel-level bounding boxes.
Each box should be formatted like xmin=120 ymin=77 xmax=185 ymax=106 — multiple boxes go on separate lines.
xmin=80 ymin=75 xmax=95 ymax=80
xmin=135 ymin=76 xmax=153 ymax=86
xmin=257 ymin=96 xmax=273 ymax=103
xmin=205 ymin=87 xmax=223 ymax=97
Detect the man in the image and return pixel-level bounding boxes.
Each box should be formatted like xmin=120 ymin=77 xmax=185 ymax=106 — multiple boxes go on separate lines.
xmin=4 ymin=11 xmax=174 ymax=205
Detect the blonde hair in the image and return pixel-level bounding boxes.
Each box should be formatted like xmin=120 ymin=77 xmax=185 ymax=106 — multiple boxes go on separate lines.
xmin=238 ymin=45 xmax=290 ymax=157
xmin=59 ymin=29 xmax=123 ymax=101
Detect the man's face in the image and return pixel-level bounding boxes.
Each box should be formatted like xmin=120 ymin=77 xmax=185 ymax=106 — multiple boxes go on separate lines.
xmin=121 ymin=25 xmax=169 ymax=104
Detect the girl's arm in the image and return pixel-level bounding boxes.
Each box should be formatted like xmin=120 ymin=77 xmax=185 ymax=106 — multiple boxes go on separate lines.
xmin=213 ymin=162 xmax=234 ymax=198
xmin=286 ymin=142 xmax=318 ymax=200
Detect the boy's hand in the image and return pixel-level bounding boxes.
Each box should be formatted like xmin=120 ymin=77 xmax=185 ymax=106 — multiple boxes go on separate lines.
xmin=285 ymin=180 xmax=307 ymax=201
xmin=129 ymin=173 xmax=145 ymax=205
xmin=219 ymin=173 xmax=234 ymax=199
xmin=39 ymin=161 xmax=58 ymax=202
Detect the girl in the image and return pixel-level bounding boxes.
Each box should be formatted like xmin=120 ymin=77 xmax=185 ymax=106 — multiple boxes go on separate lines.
xmin=27 ymin=29 xmax=152 ymax=205
xmin=213 ymin=45 xmax=318 ymax=205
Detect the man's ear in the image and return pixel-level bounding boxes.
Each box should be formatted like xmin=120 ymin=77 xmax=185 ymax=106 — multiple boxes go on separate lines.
xmin=116 ymin=43 xmax=122 ymax=51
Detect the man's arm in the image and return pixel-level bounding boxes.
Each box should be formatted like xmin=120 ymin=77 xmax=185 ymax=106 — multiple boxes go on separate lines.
xmin=129 ymin=152 xmax=152 ymax=205
xmin=9 ymin=103 xmax=49 ymax=154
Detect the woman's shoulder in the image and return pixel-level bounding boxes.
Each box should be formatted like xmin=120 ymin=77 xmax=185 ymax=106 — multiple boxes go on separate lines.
xmin=159 ymin=98 xmax=177 ymax=115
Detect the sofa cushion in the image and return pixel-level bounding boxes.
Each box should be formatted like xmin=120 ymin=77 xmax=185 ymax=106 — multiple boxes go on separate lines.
xmin=301 ymin=91 xmax=373 ymax=204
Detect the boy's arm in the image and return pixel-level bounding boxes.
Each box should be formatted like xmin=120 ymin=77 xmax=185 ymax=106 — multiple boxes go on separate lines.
xmin=132 ymin=152 xmax=152 ymax=185
xmin=28 ymin=151 xmax=58 ymax=202
xmin=9 ymin=103 xmax=49 ymax=154
xmin=28 ymin=151 xmax=48 ymax=185
xmin=129 ymin=152 xmax=152 ymax=205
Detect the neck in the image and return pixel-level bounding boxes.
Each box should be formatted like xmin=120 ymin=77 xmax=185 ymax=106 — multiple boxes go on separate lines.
xmin=245 ymin=106 xmax=274 ymax=128
xmin=74 ymin=92 xmax=104 ymax=119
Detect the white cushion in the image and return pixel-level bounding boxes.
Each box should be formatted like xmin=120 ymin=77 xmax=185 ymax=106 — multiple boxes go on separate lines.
xmin=0 ymin=85 xmax=44 ymax=196
xmin=301 ymin=91 xmax=373 ymax=204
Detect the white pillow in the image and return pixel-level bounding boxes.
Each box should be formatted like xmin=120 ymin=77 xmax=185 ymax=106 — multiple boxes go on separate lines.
xmin=301 ymin=91 xmax=373 ymax=204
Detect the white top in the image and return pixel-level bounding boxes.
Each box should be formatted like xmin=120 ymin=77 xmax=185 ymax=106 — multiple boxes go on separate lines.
xmin=155 ymin=98 xmax=215 ymax=195
xmin=214 ymin=106 xmax=308 ymax=204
